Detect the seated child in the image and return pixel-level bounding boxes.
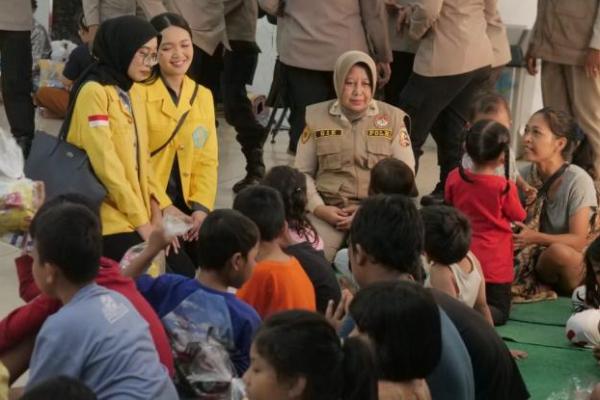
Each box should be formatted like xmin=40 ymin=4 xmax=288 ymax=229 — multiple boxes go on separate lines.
xmin=21 ymin=376 xmax=96 ymax=400
xmin=122 ymin=209 xmax=262 ymax=379
xmin=350 ymin=281 xmax=441 ymax=400
xmin=334 ymin=157 xmax=418 ymax=289
xmin=34 ymin=12 xmax=94 ymax=118
xmin=262 ymin=165 xmax=341 ymax=313
xmin=243 ymin=310 xmax=377 ymax=400
xmin=421 ymin=205 xmax=494 ymax=325
xmin=0 ymin=194 xmax=173 ymax=381
xmin=21 ymin=202 xmax=177 ymax=399
xmin=233 ymin=186 xmax=316 ymax=318
xmin=567 ymin=236 xmax=600 ymax=347
xmin=445 ymin=120 xmax=526 ymax=326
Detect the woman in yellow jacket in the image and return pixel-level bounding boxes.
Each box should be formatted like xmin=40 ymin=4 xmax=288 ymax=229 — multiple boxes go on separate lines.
xmin=134 ymin=13 xmax=218 ymax=270
xmin=66 ymin=16 xmax=175 ymax=262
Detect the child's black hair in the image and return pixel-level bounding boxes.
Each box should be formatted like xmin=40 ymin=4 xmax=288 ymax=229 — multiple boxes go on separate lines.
xmin=29 ymin=202 xmax=102 ymax=285
xmin=459 ymin=119 xmax=511 ymax=193
xmin=195 ymin=209 xmax=259 ymax=271
xmin=350 ymin=281 xmax=441 ymax=382
xmin=368 ymin=158 xmax=418 ymax=197
xmin=233 ymin=185 xmax=286 ymax=242
xmin=534 ymin=107 xmax=597 ymax=180
xmin=349 ymin=194 xmax=424 ymax=281
xmin=421 ymin=205 xmax=471 ymax=265
xmin=21 ymin=376 xmax=97 ymax=400
xmin=253 ymin=310 xmax=377 ymax=400
xmin=583 ymin=236 xmax=600 ymax=309
xmin=468 ymin=91 xmax=511 ymax=124
xmin=262 ymin=165 xmax=319 ymax=246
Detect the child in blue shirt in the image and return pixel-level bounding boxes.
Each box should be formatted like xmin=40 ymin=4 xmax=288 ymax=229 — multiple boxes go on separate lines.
xmin=18 ymin=202 xmax=177 ymax=400
xmin=122 ymin=209 xmax=262 ymax=383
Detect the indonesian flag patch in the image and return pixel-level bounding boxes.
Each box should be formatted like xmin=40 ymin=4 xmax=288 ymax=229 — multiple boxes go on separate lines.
xmin=88 ymin=115 xmax=109 ymax=128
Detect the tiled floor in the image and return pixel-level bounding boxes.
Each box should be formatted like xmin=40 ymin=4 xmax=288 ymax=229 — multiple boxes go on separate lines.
xmin=0 ymin=104 xmax=439 ymax=349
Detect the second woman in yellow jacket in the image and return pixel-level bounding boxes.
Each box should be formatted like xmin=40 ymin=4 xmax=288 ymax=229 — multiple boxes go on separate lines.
xmin=134 ymin=13 xmax=218 ymax=274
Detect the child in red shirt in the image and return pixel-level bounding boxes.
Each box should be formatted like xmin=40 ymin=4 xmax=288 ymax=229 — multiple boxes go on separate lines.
xmin=234 ymin=186 xmax=316 ymax=318
xmin=445 ymin=119 xmax=526 ymax=326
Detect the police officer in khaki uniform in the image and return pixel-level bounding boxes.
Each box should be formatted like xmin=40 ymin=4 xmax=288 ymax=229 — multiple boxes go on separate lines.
xmin=295 ymin=51 xmax=415 ymax=261
xmin=222 ymin=0 xmax=270 ymax=193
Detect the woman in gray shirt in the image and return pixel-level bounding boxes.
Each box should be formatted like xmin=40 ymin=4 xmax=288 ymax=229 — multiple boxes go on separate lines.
xmin=514 ymin=108 xmax=597 ymax=299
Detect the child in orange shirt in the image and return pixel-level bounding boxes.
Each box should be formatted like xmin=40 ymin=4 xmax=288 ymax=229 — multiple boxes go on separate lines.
xmin=234 ymin=186 xmax=316 ymax=318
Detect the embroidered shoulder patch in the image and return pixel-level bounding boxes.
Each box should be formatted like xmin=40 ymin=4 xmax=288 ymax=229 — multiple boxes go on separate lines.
xmin=88 ymin=114 xmax=109 ymax=128
xmin=301 ymin=126 xmax=312 ymax=144
xmin=367 ymin=129 xmax=392 ymax=140
xmin=399 ymin=130 xmax=411 ymax=147
xmin=315 ymin=129 xmax=343 ymax=139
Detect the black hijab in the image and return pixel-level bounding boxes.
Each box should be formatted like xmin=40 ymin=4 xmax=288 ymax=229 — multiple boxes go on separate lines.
xmin=71 ymin=16 xmax=158 ymax=95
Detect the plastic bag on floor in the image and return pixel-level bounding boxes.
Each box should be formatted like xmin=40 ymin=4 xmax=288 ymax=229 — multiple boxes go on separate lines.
xmin=547 ymin=377 xmax=596 ymax=400
xmin=0 ymin=130 xmax=45 ymax=237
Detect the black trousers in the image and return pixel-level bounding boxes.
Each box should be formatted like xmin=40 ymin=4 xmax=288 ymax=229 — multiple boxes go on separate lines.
xmin=384 ymin=51 xmax=416 ymax=108
xmin=103 ymin=231 xmax=196 ymax=278
xmin=188 ymin=44 xmax=223 ymax=103
xmin=282 ymin=63 xmax=335 ymax=153
xmin=398 ymin=66 xmax=491 ymax=186
xmin=486 ymin=282 xmax=512 ymax=326
xmin=0 ymin=30 xmax=34 ymax=143
xmin=222 ymin=42 xmax=269 ymax=176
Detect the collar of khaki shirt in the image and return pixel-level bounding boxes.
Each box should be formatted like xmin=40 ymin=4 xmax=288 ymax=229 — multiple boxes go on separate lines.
xmin=328 ymin=100 xmax=380 ymax=122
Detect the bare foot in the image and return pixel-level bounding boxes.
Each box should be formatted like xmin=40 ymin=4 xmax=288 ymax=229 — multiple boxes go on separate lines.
xmin=510 ymin=349 xmax=528 ymax=360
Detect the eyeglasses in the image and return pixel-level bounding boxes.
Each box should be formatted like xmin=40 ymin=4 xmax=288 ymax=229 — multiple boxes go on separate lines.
xmin=136 ymin=51 xmax=159 ymax=66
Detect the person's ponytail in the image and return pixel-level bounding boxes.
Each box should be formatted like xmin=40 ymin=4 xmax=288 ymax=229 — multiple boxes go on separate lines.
xmin=341 ymin=337 xmax=378 ymax=400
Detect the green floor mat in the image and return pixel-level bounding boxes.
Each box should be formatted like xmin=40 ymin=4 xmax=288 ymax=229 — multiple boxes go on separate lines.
xmin=509 ymin=297 xmax=572 ymax=326
xmin=506 ymin=342 xmax=597 ymax=400
xmin=497 ymin=321 xmax=571 ymax=349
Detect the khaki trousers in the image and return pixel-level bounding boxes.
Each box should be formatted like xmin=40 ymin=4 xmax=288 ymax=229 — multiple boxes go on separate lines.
xmin=307 ymin=213 xmax=346 ymax=262
xmin=541 ymin=61 xmax=600 ymax=178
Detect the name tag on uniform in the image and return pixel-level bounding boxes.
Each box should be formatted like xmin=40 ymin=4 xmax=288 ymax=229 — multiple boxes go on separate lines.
xmin=367 ymin=129 xmax=392 ymax=140
xmin=315 ymin=129 xmax=342 ymax=139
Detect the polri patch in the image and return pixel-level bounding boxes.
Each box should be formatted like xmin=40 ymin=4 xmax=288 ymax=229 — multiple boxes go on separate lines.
xmin=367 ymin=129 xmax=392 ymax=140
xmin=301 ymin=126 xmax=312 ymax=144
xmin=315 ymin=129 xmax=343 ymax=139
xmin=399 ymin=130 xmax=411 ymax=147
xmin=374 ymin=114 xmax=390 ymax=128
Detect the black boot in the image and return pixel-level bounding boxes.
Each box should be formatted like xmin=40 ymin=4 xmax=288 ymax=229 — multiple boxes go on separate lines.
xmin=420 ymin=182 xmax=445 ymax=207
xmin=233 ymin=148 xmax=266 ymax=193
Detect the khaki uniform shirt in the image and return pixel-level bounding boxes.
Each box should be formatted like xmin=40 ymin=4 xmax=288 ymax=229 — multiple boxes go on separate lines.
xmin=139 ymin=0 xmax=229 ymax=55
xmin=387 ymin=0 xmax=420 ymax=53
xmin=295 ymin=100 xmax=415 ymax=211
xmin=409 ymin=0 xmax=493 ymax=77
xmin=83 ymin=0 xmax=137 ymax=25
xmin=224 ymin=0 xmax=258 ymax=43
xmin=259 ymin=0 xmax=392 ymax=71
xmin=529 ymin=0 xmax=600 ymax=66
xmin=0 ymin=0 xmax=32 ymax=31
xmin=485 ymin=2 xmax=510 ymax=68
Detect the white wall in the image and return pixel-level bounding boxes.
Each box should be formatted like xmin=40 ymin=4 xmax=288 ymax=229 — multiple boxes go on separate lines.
xmin=33 ymin=0 xmax=52 ymax=31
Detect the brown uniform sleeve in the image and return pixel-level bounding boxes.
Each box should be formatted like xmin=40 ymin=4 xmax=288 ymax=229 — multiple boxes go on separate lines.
xmin=409 ymin=0 xmax=443 ymax=41
xmin=294 ymin=126 xmax=326 ymax=212
xmin=359 ymin=0 xmax=393 ymax=63
xmin=390 ymin=115 xmax=416 ymax=172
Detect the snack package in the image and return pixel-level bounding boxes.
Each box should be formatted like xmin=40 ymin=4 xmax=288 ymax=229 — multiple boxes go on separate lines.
xmin=0 ymin=130 xmax=45 ymax=239
xmin=119 ymin=243 xmax=165 ymax=277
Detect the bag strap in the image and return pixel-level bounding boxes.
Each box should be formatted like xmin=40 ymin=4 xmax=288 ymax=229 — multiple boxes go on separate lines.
xmin=151 ymin=83 xmax=199 ymax=157
xmin=536 ymin=163 xmax=569 ymax=201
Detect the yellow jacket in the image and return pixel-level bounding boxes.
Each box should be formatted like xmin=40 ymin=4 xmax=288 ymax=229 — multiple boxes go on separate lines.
xmin=67 ymin=81 xmax=170 ymax=235
xmin=133 ymin=77 xmax=218 ymax=212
